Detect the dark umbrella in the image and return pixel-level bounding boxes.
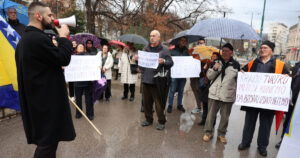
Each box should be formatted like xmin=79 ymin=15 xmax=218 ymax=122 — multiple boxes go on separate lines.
xmin=119 ymin=34 xmax=148 ymax=45
xmin=170 ymin=30 xmax=203 ymax=45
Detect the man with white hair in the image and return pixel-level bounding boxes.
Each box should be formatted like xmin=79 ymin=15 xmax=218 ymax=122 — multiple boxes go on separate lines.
xmin=7 ymin=7 xmax=26 ymax=36
xmin=139 ymin=30 xmax=173 ymax=130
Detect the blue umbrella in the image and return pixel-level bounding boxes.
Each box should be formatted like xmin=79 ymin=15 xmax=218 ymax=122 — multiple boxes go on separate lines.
xmin=0 ymin=0 xmax=29 ymax=25
xmin=187 ymin=18 xmax=261 ymax=40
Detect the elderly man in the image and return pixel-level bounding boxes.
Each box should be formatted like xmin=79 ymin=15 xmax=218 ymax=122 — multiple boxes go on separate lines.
xmin=140 ymin=30 xmax=173 ymax=130
xmin=15 ymin=2 xmax=75 ymax=157
xmin=238 ymin=41 xmax=289 ymax=157
xmin=7 ymin=7 xmax=26 ymax=36
xmin=203 ymin=43 xmax=240 ymax=144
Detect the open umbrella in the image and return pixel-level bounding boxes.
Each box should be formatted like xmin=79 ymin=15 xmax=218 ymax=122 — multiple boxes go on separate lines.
xmin=187 ymin=18 xmax=261 ymax=40
xmin=170 ymin=30 xmax=203 ymax=45
xmin=119 ymin=34 xmax=148 ymax=45
xmin=0 ymin=0 xmax=28 ymax=25
xmin=193 ymin=45 xmax=220 ymax=60
xmin=70 ymin=33 xmax=102 ymax=49
xmin=109 ymin=40 xmax=127 ymax=47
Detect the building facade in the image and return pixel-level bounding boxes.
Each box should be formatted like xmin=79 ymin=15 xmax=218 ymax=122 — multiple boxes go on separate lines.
xmin=267 ymin=23 xmax=288 ymax=56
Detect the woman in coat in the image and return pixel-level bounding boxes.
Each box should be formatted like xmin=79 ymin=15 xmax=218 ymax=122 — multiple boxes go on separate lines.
xmin=118 ymin=43 xmax=138 ymax=101
xmin=100 ymin=45 xmax=114 ymax=101
xmin=73 ymin=43 xmax=95 ymax=121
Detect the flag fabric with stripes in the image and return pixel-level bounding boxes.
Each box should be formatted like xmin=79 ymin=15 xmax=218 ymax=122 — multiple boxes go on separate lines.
xmin=0 ymin=15 xmax=21 ymax=111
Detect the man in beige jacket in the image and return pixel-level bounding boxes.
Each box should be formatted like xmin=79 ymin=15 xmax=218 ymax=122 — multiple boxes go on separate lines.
xmin=202 ymin=43 xmax=240 ymax=144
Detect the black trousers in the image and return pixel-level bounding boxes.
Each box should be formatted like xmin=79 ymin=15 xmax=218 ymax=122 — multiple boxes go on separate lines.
xmin=142 ymin=83 xmax=166 ymax=124
xmin=68 ymin=82 xmax=74 ymax=97
xmin=34 ymin=143 xmax=58 ymax=158
xmin=103 ymin=80 xmax=111 ymax=99
xmin=123 ymin=84 xmax=135 ymax=98
xmin=241 ymin=110 xmax=274 ymax=149
xmin=281 ymin=105 xmax=295 ymax=138
xmin=75 ymin=86 xmax=94 ymax=117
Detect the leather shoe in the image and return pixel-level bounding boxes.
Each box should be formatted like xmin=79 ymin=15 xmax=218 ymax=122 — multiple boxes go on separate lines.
xmin=257 ymin=147 xmax=267 ymax=157
xmin=238 ymin=143 xmax=250 ymax=150
xmin=129 ymin=97 xmax=134 ymax=101
xmin=177 ymin=105 xmax=185 ymax=112
xmin=275 ymin=140 xmax=281 ymax=149
xmin=121 ymin=96 xmax=127 ymax=100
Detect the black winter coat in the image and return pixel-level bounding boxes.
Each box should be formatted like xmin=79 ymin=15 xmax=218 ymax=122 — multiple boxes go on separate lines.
xmin=15 ymin=26 xmax=76 ymax=145
xmin=8 ymin=19 xmax=25 ymax=36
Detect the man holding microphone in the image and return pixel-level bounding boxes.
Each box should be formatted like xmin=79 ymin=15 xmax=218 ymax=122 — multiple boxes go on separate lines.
xmin=15 ymin=2 xmax=75 ymax=158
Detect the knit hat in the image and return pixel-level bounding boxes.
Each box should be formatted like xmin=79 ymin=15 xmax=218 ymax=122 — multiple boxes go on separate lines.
xmin=262 ymin=40 xmax=275 ymax=51
xmin=222 ymin=43 xmax=233 ymax=51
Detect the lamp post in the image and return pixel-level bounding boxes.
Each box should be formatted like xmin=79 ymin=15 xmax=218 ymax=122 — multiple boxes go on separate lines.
xmin=258 ymin=0 xmax=267 ymax=48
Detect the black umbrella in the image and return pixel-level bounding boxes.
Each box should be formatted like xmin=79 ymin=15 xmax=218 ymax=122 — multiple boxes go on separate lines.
xmin=170 ymin=30 xmax=203 ymax=45
xmin=119 ymin=34 xmax=149 ymax=45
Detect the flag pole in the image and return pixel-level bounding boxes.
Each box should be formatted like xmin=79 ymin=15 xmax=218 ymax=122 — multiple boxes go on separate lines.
xmin=68 ymin=97 xmax=102 ymax=136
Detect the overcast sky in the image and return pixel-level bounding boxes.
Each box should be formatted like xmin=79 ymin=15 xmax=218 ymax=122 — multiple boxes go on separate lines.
xmin=220 ymin=0 xmax=300 ymax=32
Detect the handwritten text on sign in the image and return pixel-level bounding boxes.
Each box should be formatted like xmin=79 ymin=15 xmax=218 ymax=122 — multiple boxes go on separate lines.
xmin=235 ymin=72 xmax=291 ymax=112
xmin=64 ymin=55 xmax=101 ymax=82
xmin=138 ymin=51 xmax=159 ymax=69
xmin=171 ymin=56 xmax=201 ymax=78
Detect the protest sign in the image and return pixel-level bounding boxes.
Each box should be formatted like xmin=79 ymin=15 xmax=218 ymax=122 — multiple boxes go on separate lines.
xmin=64 ymin=55 xmax=101 ymax=82
xmin=138 ymin=51 xmax=159 ymax=69
xmin=171 ymin=56 xmax=201 ymax=78
xmin=235 ymin=72 xmax=291 ymax=112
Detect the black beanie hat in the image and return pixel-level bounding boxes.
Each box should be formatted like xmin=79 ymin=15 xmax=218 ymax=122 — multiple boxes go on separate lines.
xmin=222 ymin=43 xmax=233 ymax=51
xmin=262 ymin=40 xmax=275 ymax=51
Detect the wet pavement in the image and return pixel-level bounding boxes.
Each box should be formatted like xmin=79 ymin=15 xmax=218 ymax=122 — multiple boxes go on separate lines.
xmin=0 ymin=79 xmax=281 ymax=158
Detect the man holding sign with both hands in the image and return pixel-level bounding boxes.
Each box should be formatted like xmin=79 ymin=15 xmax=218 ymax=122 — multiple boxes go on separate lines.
xmin=238 ymin=41 xmax=289 ymax=157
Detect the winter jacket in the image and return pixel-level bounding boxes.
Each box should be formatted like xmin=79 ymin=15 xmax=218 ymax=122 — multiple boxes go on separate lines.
xmin=118 ymin=51 xmax=138 ymax=84
xmin=100 ymin=52 xmax=113 ymax=80
xmin=207 ymin=57 xmax=240 ymax=102
xmin=140 ymin=43 xmax=173 ymax=84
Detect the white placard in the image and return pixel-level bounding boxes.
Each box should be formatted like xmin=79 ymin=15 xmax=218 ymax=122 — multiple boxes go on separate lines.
xmin=234 ymin=72 xmax=291 ymax=112
xmin=64 ymin=55 xmax=101 ymax=82
xmin=138 ymin=50 xmax=159 ymax=69
xmin=171 ymin=56 xmax=201 ymax=78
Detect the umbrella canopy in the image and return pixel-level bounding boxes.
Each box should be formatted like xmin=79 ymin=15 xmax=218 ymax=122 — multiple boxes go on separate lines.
xmin=70 ymin=33 xmax=102 ymax=48
xmin=109 ymin=40 xmax=127 ymax=47
xmin=170 ymin=30 xmax=203 ymax=45
xmin=119 ymin=34 xmax=148 ymax=45
xmin=187 ymin=18 xmax=261 ymax=40
xmin=0 ymin=0 xmax=28 ymax=25
xmin=193 ymin=45 xmax=220 ymax=60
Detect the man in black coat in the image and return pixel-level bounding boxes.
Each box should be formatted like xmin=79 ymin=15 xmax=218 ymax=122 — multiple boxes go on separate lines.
xmin=7 ymin=8 xmax=26 ymax=36
xmin=139 ymin=30 xmax=174 ymax=130
xmin=15 ymin=2 xmax=75 ymax=158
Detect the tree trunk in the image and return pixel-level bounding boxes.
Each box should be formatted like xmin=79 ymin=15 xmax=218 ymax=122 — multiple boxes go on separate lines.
xmin=85 ymin=0 xmax=96 ymax=34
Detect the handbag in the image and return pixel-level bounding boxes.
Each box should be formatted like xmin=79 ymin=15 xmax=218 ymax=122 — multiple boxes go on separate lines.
xmin=127 ymin=54 xmax=138 ymax=74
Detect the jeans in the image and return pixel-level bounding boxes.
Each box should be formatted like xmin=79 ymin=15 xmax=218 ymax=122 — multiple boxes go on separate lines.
xmin=168 ymin=78 xmax=186 ymax=106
